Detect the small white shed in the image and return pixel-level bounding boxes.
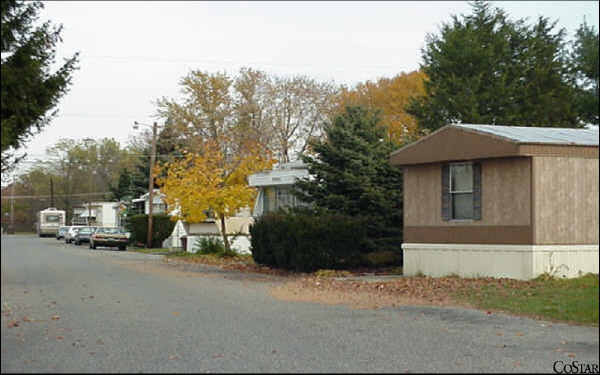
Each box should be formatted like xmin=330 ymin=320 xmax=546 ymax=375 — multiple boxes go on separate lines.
xmin=165 ymin=208 xmax=253 ymax=254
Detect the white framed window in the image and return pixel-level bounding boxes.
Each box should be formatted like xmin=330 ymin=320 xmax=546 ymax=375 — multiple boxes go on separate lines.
xmin=449 ymin=163 xmax=474 ymax=220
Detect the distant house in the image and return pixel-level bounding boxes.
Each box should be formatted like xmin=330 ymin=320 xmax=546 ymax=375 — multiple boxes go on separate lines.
xmin=248 ymin=160 xmax=310 ymax=216
xmin=167 ymin=160 xmax=311 ymax=253
xmin=72 ymin=201 xmax=121 ymax=227
xmin=130 ymin=189 xmax=167 ymax=216
xmin=390 ymin=124 xmax=599 ymax=280
xmin=166 ymin=208 xmax=253 ymax=253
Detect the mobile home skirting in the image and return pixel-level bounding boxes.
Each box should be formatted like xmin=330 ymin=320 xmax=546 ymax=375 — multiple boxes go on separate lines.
xmin=402 ymin=243 xmax=599 ymax=280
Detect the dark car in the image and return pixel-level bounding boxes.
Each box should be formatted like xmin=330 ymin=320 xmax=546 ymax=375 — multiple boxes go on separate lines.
xmin=73 ymin=226 xmax=96 ymax=245
xmin=56 ymin=226 xmax=69 ymax=240
xmin=89 ymin=227 xmax=129 ymax=250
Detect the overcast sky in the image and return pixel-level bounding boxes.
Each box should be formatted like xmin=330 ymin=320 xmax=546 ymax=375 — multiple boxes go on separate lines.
xmin=15 ymin=1 xmax=600 ymax=168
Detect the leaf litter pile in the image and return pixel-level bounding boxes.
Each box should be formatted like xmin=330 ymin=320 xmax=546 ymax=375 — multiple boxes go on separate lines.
xmin=271 ymin=275 xmax=487 ymax=309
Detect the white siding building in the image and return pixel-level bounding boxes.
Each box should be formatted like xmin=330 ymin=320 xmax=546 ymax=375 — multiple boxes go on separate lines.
xmin=72 ymin=202 xmax=121 ymax=227
xmin=166 ymin=208 xmax=253 ymax=254
xmin=248 ymin=160 xmax=310 ymax=216
xmin=131 ymin=189 xmax=167 ymax=215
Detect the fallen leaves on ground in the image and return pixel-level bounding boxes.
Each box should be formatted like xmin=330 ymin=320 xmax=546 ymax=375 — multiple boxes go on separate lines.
xmin=164 ymin=255 xmax=299 ymax=278
xmin=270 ymin=275 xmax=555 ymax=310
xmin=164 ymin=252 xmax=598 ymax=321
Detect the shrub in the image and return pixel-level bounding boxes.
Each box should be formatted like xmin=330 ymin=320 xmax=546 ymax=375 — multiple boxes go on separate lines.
xmin=193 ymin=236 xmax=225 ymax=254
xmin=250 ymin=210 xmax=368 ymax=272
xmin=126 ymin=214 xmax=175 ymax=248
xmin=192 ymin=236 xmax=238 ymax=258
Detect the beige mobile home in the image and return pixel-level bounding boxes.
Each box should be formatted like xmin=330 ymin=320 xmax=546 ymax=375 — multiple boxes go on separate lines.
xmin=390 ymin=124 xmax=599 ymax=280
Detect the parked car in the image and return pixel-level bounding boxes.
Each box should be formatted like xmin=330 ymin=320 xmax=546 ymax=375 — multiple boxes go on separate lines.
xmin=90 ymin=227 xmax=129 ymax=250
xmin=73 ymin=226 xmax=97 ymax=245
xmin=65 ymin=226 xmax=84 ymax=244
xmin=120 ymin=227 xmax=132 ymax=240
xmin=56 ymin=226 xmax=69 ymax=240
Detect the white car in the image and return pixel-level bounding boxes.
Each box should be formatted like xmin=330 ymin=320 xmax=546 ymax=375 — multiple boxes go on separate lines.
xmin=65 ymin=226 xmax=84 ymax=244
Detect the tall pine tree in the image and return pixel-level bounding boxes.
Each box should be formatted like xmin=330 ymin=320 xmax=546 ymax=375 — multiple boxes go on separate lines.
xmin=294 ymin=106 xmax=403 ymax=251
xmin=1 ymin=0 xmax=79 ymax=172
xmin=407 ymin=1 xmax=579 ymax=131
xmin=571 ymin=20 xmax=599 ymax=125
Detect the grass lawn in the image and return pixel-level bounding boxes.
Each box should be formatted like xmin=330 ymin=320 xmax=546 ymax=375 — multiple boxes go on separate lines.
xmin=453 ymin=273 xmax=599 ymax=326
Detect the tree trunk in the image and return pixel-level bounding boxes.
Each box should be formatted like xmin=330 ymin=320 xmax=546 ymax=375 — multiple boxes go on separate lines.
xmin=219 ymin=213 xmax=231 ymax=253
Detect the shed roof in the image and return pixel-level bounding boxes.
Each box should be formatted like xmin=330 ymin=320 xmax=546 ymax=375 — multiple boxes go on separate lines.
xmin=454 ymin=124 xmax=599 ymax=146
xmin=390 ymin=124 xmax=599 ymax=166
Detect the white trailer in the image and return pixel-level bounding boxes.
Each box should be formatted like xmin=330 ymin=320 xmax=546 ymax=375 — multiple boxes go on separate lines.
xmin=36 ymin=208 xmax=66 ymax=237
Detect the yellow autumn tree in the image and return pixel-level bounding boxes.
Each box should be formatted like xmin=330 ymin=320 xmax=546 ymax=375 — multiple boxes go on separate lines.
xmin=335 ymin=70 xmax=427 ymax=144
xmin=156 ymin=139 xmax=274 ymax=253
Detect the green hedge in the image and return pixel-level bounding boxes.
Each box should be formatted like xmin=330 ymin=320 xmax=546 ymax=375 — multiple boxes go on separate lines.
xmin=250 ymin=210 xmax=370 ymax=272
xmin=126 ymin=214 xmax=176 ymax=248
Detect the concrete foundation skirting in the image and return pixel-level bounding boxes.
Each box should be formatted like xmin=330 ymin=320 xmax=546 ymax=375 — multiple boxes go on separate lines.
xmin=402 ymin=243 xmax=599 ymax=280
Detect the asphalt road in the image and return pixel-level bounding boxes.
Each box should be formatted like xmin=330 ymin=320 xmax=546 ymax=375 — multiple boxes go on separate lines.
xmin=1 ymin=235 xmax=598 ymax=373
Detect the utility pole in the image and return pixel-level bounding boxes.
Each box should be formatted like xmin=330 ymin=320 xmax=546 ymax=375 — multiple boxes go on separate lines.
xmin=9 ymin=176 xmax=15 ymax=234
xmin=147 ymin=121 xmax=157 ymax=248
xmin=50 ymin=177 xmax=54 ymax=207
xmin=83 ymin=139 xmax=95 ymax=226
xmin=133 ymin=120 xmax=160 ymax=249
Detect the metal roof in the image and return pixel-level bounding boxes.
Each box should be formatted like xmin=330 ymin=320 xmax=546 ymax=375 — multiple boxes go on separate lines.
xmin=453 ymin=124 xmax=599 ymax=146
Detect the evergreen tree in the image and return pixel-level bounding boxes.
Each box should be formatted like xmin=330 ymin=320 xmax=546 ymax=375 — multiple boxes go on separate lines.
xmin=294 ymin=106 xmax=403 ymax=250
xmin=571 ymin=20 xmax=599 ymax=125
xmin=109 ymin=168 xmax=133 ymax=201
xmin=1 ymin=0 xmax=79 ymax=172
xmin=407 ymin=1 xmax=579 ymax=131
xmin=128 ymin=118 xmax=185 ymax=198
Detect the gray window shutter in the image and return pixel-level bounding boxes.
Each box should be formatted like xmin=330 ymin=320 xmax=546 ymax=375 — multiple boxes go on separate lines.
xmin=441 ymin=164 xmax=450 ymax=221
xmin=473 ymin=162 xmax=482 ymax=220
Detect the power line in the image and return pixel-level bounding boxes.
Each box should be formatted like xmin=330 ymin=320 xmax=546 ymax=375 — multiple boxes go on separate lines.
xmin=14 ymin=152 xmax=185 ymax=163
xmin=85 ymin=54 xmax=406 ymax=71
xmin=56 ymin=113 xmax=142 ymax=118
xmin=1 ymin=192 xmax=112 ymax=200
